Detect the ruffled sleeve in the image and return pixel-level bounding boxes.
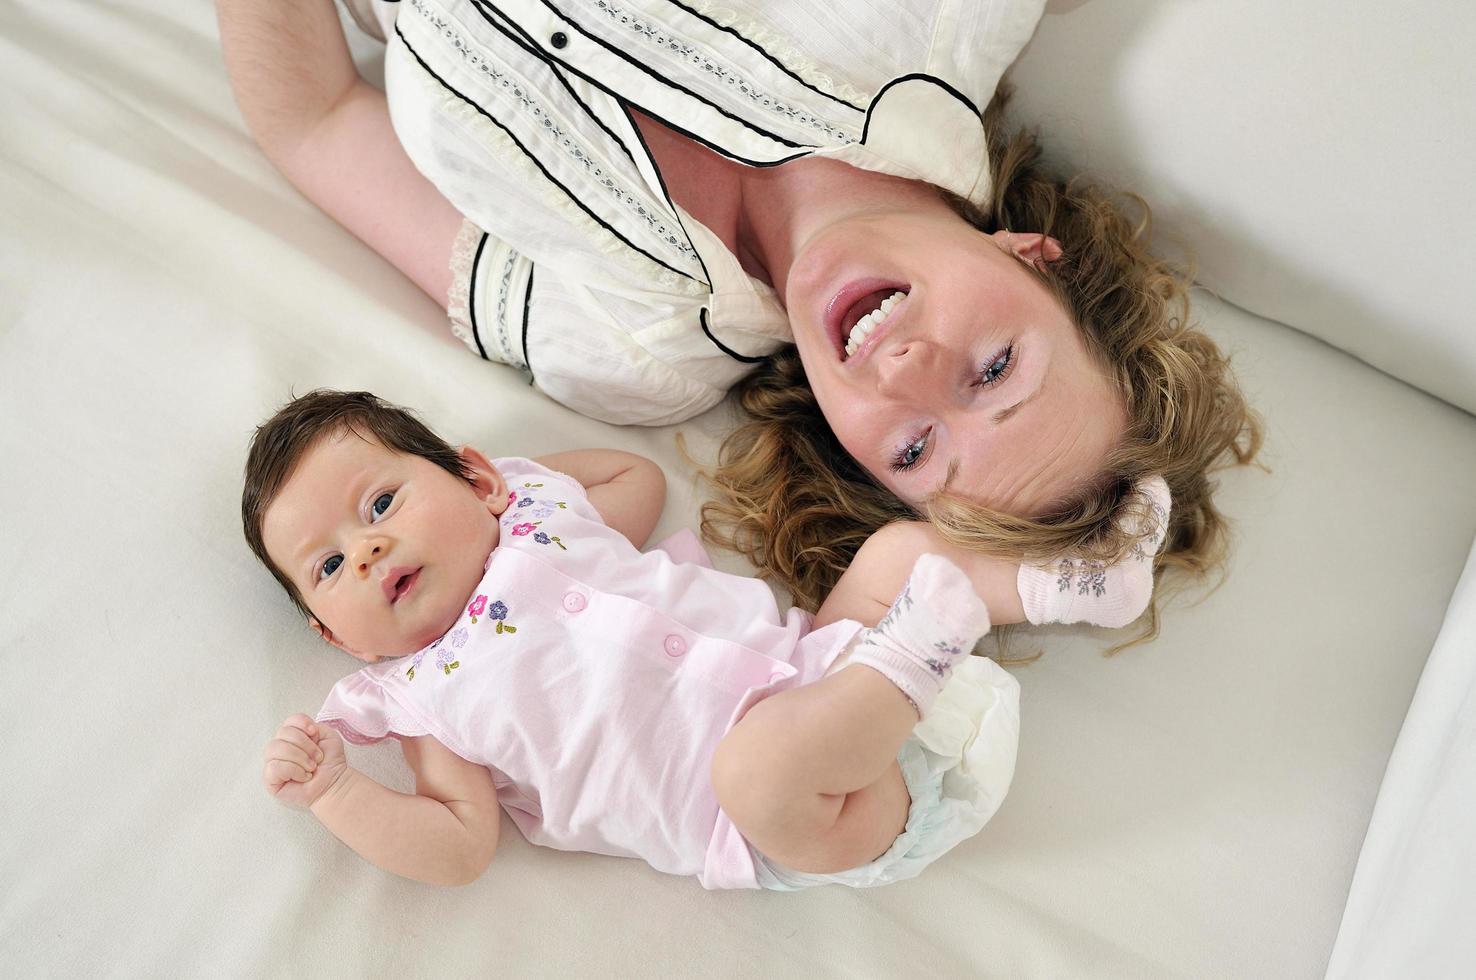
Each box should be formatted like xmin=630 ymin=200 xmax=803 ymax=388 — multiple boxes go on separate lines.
xmin=315 ymin=667 xmax=429 ymax=746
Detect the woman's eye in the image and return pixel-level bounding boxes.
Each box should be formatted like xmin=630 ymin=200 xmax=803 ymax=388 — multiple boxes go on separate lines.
xmin=891 ymin=430 xmax=931 ymax=472
xmin=371 ymin=491 xmax=395 ymax=520
xmin=320 ymin=554 xmax=343 ymax=581
xmin=976 ymin=344 xmax=1016 ymax=388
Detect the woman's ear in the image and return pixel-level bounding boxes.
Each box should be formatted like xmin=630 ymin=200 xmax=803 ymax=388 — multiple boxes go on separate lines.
xmin=309 ymin=617 xmax=379 ymax=664
xmin=458 ymin=445 xmax=510 ymax=516
xmin=993 ymin=231 xmax=1064 ymax=272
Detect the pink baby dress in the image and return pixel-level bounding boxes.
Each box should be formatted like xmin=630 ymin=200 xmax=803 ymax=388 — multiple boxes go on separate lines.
xmin=317 ymin=457 xmax=867 ymax=889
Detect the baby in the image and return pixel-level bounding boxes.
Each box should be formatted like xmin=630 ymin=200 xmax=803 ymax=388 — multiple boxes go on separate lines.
xmin=247 ymin=390 xmax=1167 ymax=890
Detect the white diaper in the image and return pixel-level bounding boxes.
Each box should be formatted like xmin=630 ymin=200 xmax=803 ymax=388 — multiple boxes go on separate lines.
xmin=750 ymin=655 xmax=1021 ymax=890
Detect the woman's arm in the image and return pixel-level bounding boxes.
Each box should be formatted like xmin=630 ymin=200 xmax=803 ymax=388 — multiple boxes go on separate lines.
xmin=533 ymin=450 xmax=667 ymax=550
xmin=215 ymin=0 xmax=464 ymax=304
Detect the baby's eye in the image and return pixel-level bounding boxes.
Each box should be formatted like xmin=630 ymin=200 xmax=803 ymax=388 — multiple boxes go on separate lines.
xmin=371 ymin=491 xmax=395 ymax=521
xmin=320 ymin=554 xmax=343 ymax=581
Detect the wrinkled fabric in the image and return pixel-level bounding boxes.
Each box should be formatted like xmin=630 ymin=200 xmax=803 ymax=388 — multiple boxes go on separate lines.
xmin=336 ymin=0 xmax=1046 ymax=423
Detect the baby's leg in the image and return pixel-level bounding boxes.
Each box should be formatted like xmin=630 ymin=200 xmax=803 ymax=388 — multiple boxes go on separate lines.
xmin=712 ymin=555 xmax=990 ymax=875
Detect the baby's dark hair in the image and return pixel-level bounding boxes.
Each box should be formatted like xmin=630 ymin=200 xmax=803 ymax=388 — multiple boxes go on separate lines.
xmin=241 ymin=389 xmax=472 ymax=617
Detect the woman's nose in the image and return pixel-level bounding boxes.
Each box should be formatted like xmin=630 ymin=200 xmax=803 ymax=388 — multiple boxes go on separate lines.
xmin=349 ymin=535 xmax=392 ymax=578
xmin=875 ymin=340 xmax=946 ymax=399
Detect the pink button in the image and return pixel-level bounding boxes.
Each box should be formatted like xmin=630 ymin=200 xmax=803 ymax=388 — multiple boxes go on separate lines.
xmin=562 ymin=592 xmax=587 ymax=613
xmin=663 ymin=634 xmax=687 ymax=658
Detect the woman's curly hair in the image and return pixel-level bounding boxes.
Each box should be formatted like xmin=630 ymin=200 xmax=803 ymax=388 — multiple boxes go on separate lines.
xmin=696 ymin=83 xmax=1263 ymax=650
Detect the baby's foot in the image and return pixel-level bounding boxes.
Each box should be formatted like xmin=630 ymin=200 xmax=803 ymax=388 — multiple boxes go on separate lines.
xmin=847 ymin=554 xmax=992 ymax=717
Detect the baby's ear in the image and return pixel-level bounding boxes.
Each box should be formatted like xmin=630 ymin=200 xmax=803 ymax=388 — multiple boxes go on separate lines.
xmin=309 ymin=618 xmax=378 ymax=664
xmin=459 ymin=445 xmax=510 ymax=516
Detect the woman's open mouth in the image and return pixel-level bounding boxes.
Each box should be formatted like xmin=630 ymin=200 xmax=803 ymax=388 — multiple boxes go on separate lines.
xmin=824 ymin=278 xmax=910 ymax=362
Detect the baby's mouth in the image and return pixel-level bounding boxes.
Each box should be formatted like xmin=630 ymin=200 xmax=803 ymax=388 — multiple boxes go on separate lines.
xmin=386 ymin=568 xmax=420 ymax=604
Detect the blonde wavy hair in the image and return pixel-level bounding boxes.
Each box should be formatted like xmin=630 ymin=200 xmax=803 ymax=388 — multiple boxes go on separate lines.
xmin=697 ymin=85 xmax=1263 ymax=649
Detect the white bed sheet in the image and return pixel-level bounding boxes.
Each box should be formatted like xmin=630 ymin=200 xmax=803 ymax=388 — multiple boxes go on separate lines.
xmin=5 ymin=3 xmax=1476 ymax=977
xmin=1325 ymin=536 xmax=1476 ymax=978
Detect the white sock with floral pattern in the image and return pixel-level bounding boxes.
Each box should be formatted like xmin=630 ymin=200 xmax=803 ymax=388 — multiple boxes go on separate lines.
xmin=844 ymin=553 xmax=992 ymax=718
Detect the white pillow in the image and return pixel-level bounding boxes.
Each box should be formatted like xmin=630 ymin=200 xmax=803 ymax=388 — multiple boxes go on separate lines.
xmin=1008 ymin=0 xmax=1476 ymax=414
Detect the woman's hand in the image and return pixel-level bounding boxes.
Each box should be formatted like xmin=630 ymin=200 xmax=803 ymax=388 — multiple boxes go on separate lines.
xmin=262 ymin=714 xmax=349 ymax=808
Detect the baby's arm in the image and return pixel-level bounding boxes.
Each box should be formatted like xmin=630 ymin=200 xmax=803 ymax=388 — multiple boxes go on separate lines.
xmin=815 ymin=475 xmax=1170 ymax=632
xmin=813 ymin=522 xmax=1026 ymax=631
xmin=264 ymin=715 xmax=500 ymax=886
xmin=533 ymin=450 xmax=666 ymax=550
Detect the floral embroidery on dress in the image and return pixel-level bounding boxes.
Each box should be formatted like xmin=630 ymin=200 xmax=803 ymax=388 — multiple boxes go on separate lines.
xmin=434 ymin=643 xmax=461 ymax=675
xmin=506 ymin=482 xmax=572 ymax=548
xmin=488 ymin=600 xmax=517 ymax=634
xmin=532 ymin=530 xmax=567 ymax=550
xmin=406 ymin=644 xmax=429 ymax=681
xmin=407 ymin=603 xmax=516 ymax=681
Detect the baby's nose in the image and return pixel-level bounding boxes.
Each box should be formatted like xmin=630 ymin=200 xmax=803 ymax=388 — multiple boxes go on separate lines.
xmin=350 ymin=536 xmax=390 ymax=578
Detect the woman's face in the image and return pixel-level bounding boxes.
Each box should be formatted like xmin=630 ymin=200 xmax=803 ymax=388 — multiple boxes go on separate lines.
xmin=784 ymin=206 xmax=1126 ymax=516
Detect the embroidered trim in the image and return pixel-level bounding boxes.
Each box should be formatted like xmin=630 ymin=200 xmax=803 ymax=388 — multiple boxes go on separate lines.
xmin=410 ymin=0 xmax=700 ymax=269
xmin=446 ymin=218 xmax=487 ymax=357
xmin=686 ymin=1 xmax=869 ymax=110
xmin=396 ymin=26 xmax=697 ymax=292
xmin=589 ymin=0 xmax=854 ymax=142
xmin=493 ymin=248 xmax=523 ymax=369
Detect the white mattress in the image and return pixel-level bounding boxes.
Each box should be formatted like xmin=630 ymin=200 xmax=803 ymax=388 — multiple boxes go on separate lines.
xmin=5 ymin=4 xmax=1476 ymax=977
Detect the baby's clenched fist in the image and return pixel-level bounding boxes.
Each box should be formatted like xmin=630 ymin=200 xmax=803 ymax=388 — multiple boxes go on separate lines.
xmin=262 ymin=713 xmax=347 ymax=808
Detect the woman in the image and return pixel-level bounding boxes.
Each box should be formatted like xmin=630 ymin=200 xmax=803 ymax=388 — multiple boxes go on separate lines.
xmin=217 ymin=0 xmax=1259 ymax=627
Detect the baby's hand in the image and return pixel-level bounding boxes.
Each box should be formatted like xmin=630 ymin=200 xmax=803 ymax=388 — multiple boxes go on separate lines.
xmin=262 ymin=714 xmax=347 ymax=808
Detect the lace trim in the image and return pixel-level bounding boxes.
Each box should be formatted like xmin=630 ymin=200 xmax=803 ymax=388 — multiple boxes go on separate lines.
xmin=408 ymin=0 xmax=701 ymax=275
xmin=590 ymin=0 xmax=857 ymax=142
xmin=446 ymin=217 xmax=484 ymax=355
xmin=490 ymin=248 xmax=525 ymax=369
xmin=688 ymin=1 xmax=871 ymax=111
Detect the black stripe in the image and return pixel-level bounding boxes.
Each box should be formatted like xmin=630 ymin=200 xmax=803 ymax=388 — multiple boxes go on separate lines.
xmin=534 ymin=0 xmax=812 ymax=150
xmin=699 ymin=307 xmax=766 ymax=364
xmin=393 ymin=24 xmax=700 ymax=284
xmin=461 ymin=1 xmax=815 ymax=169
xmin=860 ymin=73 xmax=982 ymax=144
xmin=660 ymin=0 xmax=865 ymax=113
xmin=619 ymin=101 xmax=709 ymax=289
xmin=607 ymin=98 xmax=812 ymax=170
xmin=467 ymin=232 xmax=490 ymax=359
xmin=465 ymin=0 xmax=640 ymax=168
xmin=521 ymin=265 xmax=535 ymax=383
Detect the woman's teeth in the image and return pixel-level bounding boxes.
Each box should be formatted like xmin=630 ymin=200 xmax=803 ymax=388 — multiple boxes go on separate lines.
xmin=844 ymin=291 xmax=907 ymax=358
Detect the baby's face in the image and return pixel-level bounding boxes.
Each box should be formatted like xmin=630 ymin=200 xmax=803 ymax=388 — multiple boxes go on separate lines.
xmin=261 ymin=430 xmax=507 ymax=661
